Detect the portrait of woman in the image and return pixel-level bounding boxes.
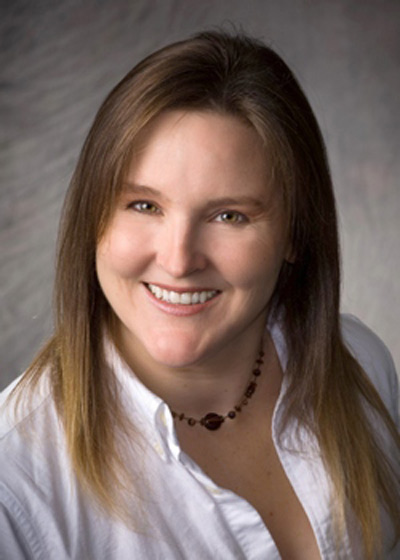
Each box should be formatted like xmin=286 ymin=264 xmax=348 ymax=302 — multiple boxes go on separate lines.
xmin=1 ymin=30 xmax=399 ymax=559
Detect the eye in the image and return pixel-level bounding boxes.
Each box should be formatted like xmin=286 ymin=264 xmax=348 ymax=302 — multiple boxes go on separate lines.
xmin=129 ymin=201 xmax=159 ymax=214
xmin=214 ymin=210 xmax=247 ymax=224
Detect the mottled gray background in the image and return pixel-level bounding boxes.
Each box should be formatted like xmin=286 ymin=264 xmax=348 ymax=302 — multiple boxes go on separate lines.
xmin=1 ymin=0 xmax=399 ymax=390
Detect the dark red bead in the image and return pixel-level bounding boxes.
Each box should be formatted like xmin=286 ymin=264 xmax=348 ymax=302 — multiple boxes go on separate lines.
xmin=188 ymin=418 xmax=196 ymax=426
xmin=228 ymin=411 xmax=236 ymax=419
xmin=253 ymin=368 xmax=261 ymax=376
xmin=245 ymin=382 xmax=257 ymax=398
xmin=202 ymin=413 xmax=224 ymax=430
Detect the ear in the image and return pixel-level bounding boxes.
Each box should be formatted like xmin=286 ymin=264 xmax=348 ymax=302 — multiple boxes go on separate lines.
xmin=284 ymin=241 xmax=296 ymax=264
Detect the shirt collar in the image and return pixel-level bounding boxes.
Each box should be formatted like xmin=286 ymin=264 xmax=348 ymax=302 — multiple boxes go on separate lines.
xmin=104 ymin=339 xmax=180 ymax=461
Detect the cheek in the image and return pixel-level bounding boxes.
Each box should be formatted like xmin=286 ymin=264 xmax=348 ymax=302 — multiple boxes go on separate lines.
xmin=217 ymin=235 xmax=285 ymax=290
xmin=96 ymin=228 xmax=148 ymax=279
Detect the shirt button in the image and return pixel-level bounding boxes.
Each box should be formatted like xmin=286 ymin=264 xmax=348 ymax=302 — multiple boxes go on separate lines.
xmin=154 ymin=441 xmax=164 ymax=457
xmin=205 ymin=485 xmax=222 ymax=495
xmin=159 ymin=407 xmax=168 ymax=427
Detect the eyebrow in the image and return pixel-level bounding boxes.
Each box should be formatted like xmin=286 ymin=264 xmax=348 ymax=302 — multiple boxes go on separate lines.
xmin=122 ymin=183 xmax=167 ymax=200
xmin=122 ymin=182 xmax=267 ymax=209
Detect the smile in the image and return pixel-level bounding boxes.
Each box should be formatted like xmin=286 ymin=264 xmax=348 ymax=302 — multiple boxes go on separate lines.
xmin=146 ymin=283 xmax=219 ymax=305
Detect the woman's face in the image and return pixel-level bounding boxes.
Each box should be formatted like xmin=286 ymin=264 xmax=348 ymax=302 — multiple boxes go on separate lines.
xmin=96 ymin=110 xmax=290 ymax=370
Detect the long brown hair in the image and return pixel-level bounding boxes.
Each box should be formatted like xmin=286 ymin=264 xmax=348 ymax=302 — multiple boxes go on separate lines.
xmin=13 ymin=31 xmax=399 ymax=557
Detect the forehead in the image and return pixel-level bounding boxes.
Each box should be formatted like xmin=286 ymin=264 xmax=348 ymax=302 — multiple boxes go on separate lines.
xmin=131 ymin=109 xmax=264 ymax=151
xmin=124 ymin=110 xmax=274 ymax=199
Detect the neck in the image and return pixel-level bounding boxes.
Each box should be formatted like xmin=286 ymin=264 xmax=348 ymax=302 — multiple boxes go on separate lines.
xmin=116 ymin=320 xmax=270 ymax=418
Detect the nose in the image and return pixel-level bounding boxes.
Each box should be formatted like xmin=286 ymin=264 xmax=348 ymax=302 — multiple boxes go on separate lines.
xmin=156 ymin=218 xmax=207 ymax=278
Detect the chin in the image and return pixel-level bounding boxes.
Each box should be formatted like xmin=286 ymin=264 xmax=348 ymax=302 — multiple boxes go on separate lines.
xmin=143 ymin=332 xmax=209 ymax=369
xmin=149 ymin=345 xmax=202 ymax=369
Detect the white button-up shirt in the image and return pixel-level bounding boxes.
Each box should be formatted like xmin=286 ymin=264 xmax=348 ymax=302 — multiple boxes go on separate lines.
xmin=0 ymin=315 xmax=399 ymax=559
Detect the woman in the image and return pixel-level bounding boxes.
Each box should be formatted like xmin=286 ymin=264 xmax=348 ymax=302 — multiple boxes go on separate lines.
xmin=1 ymin=31 xmax=399 ymax=559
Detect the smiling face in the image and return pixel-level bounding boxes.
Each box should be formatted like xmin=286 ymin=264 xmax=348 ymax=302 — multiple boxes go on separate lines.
xmin=96 ymin=110 xmax=290 ymax=372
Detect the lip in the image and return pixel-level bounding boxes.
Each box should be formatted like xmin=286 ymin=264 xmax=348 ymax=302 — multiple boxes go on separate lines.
xmin=143 ymin=283 xmax=221 ymax=316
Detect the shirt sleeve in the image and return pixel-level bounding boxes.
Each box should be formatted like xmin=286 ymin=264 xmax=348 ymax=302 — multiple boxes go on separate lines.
xmin=0 ymin=483 xmax=45 ymax=560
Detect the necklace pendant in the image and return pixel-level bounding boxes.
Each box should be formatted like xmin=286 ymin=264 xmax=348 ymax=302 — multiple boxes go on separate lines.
xmin=171 ymin=346 xmax=264 ymax=431
xmin=201 ymin=412 xmax=225 ymax=431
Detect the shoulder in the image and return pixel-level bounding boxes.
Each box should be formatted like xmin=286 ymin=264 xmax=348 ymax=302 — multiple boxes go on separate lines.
xmin=0 ymin=370 xmax=67 ymax=495
xmin=0 ymin=372 xmax=73 ymax=557
xmin=0 ymin=370 xmax=64 ymax=478
xmin=0 ymin=371 xmax=52 ymax=438
xmin=340 ymin=314 xmax=399 ymax=427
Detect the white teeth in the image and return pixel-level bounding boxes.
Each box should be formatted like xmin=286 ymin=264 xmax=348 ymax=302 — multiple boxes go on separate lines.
xmin=180 ymin=293 xmax=192 ymax=305
xmin=147 ymin=284 xmax=218 ymax=305
xmin=191 ymin=292 xmax=199 ymax=304
xmin=170 ymin=291 xmax=180 ymax=304
xmin=155 ymin=286 xmax=162 ymax=299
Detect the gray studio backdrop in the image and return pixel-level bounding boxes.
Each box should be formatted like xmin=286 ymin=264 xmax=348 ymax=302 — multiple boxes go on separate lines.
xmin=1 ymin=0 xmax=399 ymax=390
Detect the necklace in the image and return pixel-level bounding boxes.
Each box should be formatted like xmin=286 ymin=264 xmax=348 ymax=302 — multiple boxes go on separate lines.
xmin=171 ymin=347 xmax=265 ymax=431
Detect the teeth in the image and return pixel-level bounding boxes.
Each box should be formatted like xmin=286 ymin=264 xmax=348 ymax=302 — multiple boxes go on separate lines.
xmin=155 ymin=286 xmax=162 ymax=299
xmin=191 ymin=292 xmax=199 ymax=304
xmin=170 ymin=291 xmax=180 ymax=304
xmin=147 ymin=284 xmax=218 ymax=305
xmin=180 ymin=292 xmax=192 ymax=305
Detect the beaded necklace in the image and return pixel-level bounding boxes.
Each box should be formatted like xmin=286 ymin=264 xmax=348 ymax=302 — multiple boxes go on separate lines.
xmin=171 ymin=348 xmax=265 ymax=431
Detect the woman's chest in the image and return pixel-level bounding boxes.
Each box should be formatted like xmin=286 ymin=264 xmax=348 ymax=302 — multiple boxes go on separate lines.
xmin=179 ymin=425 xmax=322 ymax=560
